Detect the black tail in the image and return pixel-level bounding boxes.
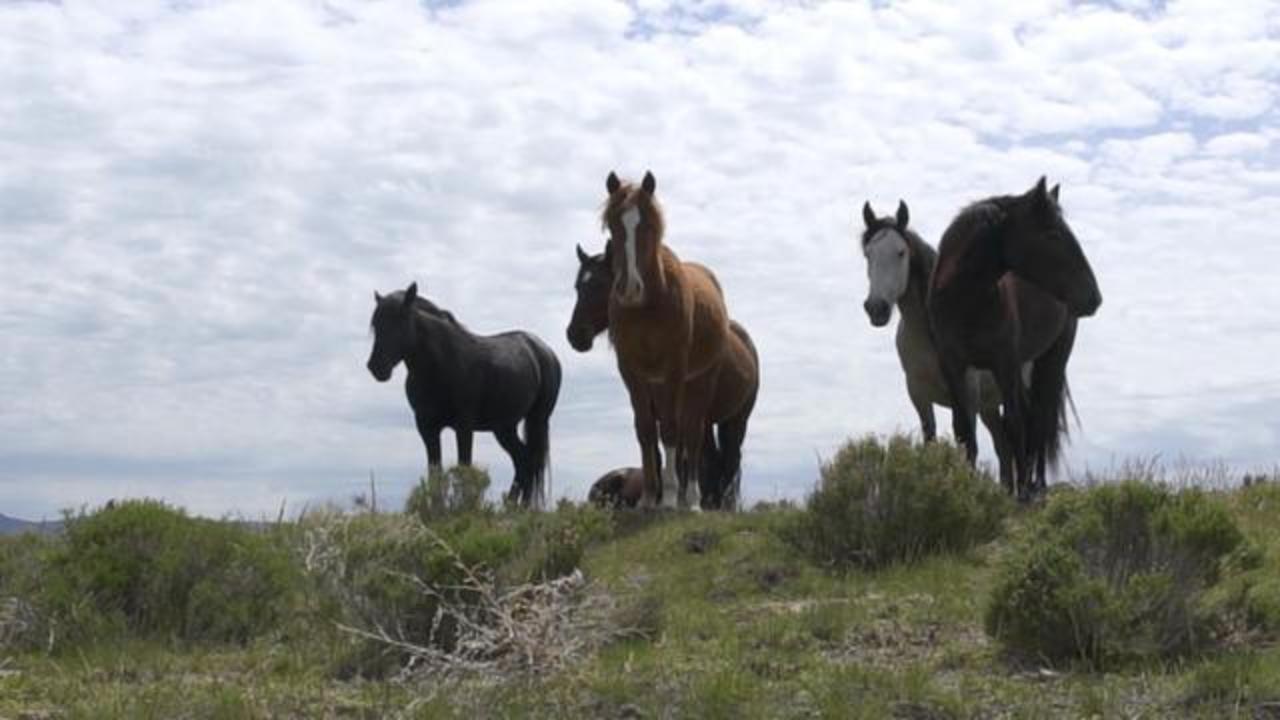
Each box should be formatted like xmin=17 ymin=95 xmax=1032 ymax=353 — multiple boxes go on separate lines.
xmin=1027 ymin=318 xmax=1078 ymax=487
xmin=524 ymin=336 xmax=561 ymax=509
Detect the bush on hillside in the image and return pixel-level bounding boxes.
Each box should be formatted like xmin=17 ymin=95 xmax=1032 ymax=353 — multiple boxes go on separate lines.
xmin=985 ymin=480 xmax=1248 ymax=668
xmin=405 ymin=465 xmax=493 ymax=523
xmin=300 ymin=508 xmax=518 ymax=678
xmin=784 ymin=434 xmax=1009 ymax=571
xmin=14 ymin=500 xmax=300 ymax=650
xmin=509 ymin=500 xmax=614 ymax=583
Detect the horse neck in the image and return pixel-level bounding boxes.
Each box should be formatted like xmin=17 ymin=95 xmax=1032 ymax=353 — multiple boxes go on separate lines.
xmin=934 ymin=227 xmax=1005 ymax=299
xmin=642 ymin=242 xmax=675 ymax=299
xmin=896 ymin=234 xmax=935 ymax=327
xmin=403 ymin=310 xmax=475 ymax=378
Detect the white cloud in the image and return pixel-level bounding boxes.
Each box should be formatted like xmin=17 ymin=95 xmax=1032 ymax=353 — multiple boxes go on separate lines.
xmin=0 ymin=0 xmax=1277 ymax=518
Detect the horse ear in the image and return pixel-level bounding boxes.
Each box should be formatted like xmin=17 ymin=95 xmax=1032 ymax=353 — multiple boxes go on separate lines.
xmin=862 ymin=201 xmax=876 ymax=228
xmin=641 ymin=170 xmax=656 ymax=196
xmin=403 ymin=282 xmax=418 ymax=308
xmin=1049 ymin=183 xmax=1060 ymax=203
xmin=1031 ymin=176 xmax=1052 ymax=212
xmin=606 ymin=171 xmax=621 ymax=195
xmin=576 ymin=243 xmax=589 ymax=264
xmin=374 ymin=290 xmax=382 ymax=303
xmin=896 ymin=200 xmax=909 ymax=229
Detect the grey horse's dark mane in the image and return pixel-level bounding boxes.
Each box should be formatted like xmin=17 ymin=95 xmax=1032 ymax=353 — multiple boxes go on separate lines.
xmin=902 ymin=228 xmax=937 ymax=308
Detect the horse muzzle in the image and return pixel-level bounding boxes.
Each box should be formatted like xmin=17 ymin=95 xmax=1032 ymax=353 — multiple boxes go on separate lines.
xmin=566 ymin=325 xmax=594 ymax=353
xmin=613 ymin=275 xmax=646 ymax=308
xmin=367 ymin=359 xmax=393 ymax=382
xmin=864 ymin=298 xmax=892 ymax=327
xmin=1079 ymin=289 xmax=1102 ymax=318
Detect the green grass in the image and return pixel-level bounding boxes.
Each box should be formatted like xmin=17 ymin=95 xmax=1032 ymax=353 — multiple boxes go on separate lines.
xmin=3 ymin=477 xmax=1280 ymax=718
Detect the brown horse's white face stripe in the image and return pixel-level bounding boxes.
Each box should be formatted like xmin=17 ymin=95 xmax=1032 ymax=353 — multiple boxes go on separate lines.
xmin=618 ymin=205 xmax=645 ymax=305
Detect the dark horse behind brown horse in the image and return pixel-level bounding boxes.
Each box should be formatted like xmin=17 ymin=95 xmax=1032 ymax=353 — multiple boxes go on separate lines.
xmin=928 ymin=178 xmax=1101 ymax=500
xmin=600 ymin=171 xmax=734 ymax=509
xmin=568 ymin=244 xmax=758 ymax=509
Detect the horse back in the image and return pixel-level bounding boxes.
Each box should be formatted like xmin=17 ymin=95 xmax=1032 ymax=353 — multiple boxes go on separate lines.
xmin=707 ymin=320 xmax=759 ymax=423
xmin=668 ymin=249 xmax=731 ymax=378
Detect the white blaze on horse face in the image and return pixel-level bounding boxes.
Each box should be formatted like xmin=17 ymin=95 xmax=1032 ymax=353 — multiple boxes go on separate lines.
xmin=620 ymin=206 xmax=644 ymax=304
xmin=864 ymin=229 xmax=911 ymax=317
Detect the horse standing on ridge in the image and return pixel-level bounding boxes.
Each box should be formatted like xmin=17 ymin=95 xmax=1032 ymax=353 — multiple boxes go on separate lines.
xmin=928 ymin=178 xmax=1100 ymax=500
xmin=601 ymin=171 xmax=733 ymax=509
xmin=366 ymin=282 xmax=561 ymax=507
xmin=859 ymin=200 xmax=1012 ymax=487
xmin=568 ymin=243 xmax=758 ymax=509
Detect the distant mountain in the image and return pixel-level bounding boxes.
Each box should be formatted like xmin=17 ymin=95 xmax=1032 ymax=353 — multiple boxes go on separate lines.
xmin=0 ymin=513 xmax=62 ymax=536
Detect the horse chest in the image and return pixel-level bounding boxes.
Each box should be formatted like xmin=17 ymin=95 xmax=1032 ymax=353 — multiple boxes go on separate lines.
xmin=612 ymin=324 xmax=678 ymax=381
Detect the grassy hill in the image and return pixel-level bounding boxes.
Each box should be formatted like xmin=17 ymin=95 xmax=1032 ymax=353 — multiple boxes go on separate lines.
xmin=1 ymin=445 xmax=1278 ymax=719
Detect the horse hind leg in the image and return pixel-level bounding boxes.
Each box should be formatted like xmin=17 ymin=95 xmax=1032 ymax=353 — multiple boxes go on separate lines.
xmin=699 ymin=425 xmax=721 ymax=510
xmin=493 ymin=425 xmax=532 ymax=507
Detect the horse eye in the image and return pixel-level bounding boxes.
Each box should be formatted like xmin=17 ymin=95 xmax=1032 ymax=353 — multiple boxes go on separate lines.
xmin=898 ymin=249 xmax=906 ymax=258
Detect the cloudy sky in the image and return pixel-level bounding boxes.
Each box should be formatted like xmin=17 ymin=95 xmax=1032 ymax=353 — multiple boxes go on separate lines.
xmin=2 ymin=0 xmax=1278 ymax=519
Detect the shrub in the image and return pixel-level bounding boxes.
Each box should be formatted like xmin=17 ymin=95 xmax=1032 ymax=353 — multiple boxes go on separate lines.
xmin=785 ymin=434 xmax=1009 ymax=571
xmin=300 ymin=509 xmax=519 ymax=678
xmin=985 ymin=481 xmax=1247 ymax=668
xmin=508 ymin=500 xmax=614 ymax=583
xmin=24 ymin=500 xmax=300 ymax=649
xmin=405 ymin=465 xmax=493 ymax=523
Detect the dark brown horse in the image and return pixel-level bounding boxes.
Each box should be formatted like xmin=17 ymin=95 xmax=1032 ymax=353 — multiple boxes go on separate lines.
xmin=601 ymin=171 xmax=733 ymax=509
xmin=928 ymin=178 xmax=1101 ymax=500
xmin=568 ymin=244 xmax=759 ymax=509
xmin=587 ymin=467 xmax=644 ymax=509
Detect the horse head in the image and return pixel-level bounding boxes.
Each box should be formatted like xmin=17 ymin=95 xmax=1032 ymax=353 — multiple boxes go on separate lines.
xmin=602 ymin=170 xmax=665 ymax=308
xmin=366 ymin=281 xmax=419 ymax=382
xmin=860 ymin=200 xmax=913 ymax=327
xmin=1003 ymin=177 xmax=1102 ymax=318
xmin=567 ymin=243 xmax=612 ymax=352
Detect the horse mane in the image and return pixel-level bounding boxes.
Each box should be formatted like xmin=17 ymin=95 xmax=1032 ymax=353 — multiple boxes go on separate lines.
xmin=932 ymin=196 xmax=1017 ymax=289
xmin=600 ymin=179 xmax=666 ymax=240
xmin=903 ymin=228 xmax=937 ymax=308
xmin=410 ymin=295 xmax=468 ymax=331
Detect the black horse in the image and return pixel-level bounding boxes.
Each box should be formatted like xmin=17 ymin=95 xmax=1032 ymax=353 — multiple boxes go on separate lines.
xmin=367 ymin=282 xmax=561 ymax=507
xmin=928 ymin=178 xmax=1101 ymax=500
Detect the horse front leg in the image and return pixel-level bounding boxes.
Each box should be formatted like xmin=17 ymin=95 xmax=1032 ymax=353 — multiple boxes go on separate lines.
xmin=677 ymin=377 xmax=718 ymax=511
xmin=455 ymin=427 xmax=474 ymax=466
xmin=623 ymin=371 xmax=662 ymax=509
xmin=979 ymin=403 xmax=1014 ymax=493
xmin=937 ymin=356 xmax=978 ymax=464
xmin=661 ymin=357 xmax=691 ymax=510
xmin=414 ymin=414 xmax=443 ymax=472
xmin=906 ymin=376 xmax=937 ymax=442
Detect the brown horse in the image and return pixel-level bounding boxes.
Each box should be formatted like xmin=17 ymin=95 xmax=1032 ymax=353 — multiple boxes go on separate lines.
xmin=601 ymin=171 xmax=733 ymax=508
xmin=587 ymin=467 xmax=644 ymax=509
xmin=568 ymin=244 xmax=759 ymax=509
xmin=928 ymin=177 xmax=1101 ymax=500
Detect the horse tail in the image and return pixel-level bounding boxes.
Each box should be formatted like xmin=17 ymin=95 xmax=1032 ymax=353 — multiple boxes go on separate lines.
xmin=1028 ymin=318 xmax=1079 ymax=481
xmin=525 ymin=335 xmax=561 ymax=509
